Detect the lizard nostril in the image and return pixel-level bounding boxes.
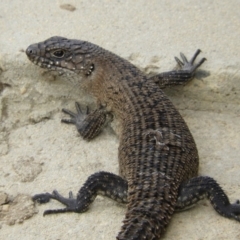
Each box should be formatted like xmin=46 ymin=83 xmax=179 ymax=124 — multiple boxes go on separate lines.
xmin=26 ymin=47 xmax=34 ymax=56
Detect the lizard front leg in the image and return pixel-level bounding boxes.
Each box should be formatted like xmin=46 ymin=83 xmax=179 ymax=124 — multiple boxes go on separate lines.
xmin=149 ymin=49 xmax=206 ymax=88
xmin=32 ymin=171 xmax=128 ymax=215
xmin=62 ymin=102 xmax=109 ymax=140
xmin=175 ymin=176 xmax=240 ymax=222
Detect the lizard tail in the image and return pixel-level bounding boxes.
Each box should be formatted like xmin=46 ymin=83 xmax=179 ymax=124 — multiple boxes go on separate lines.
xmin=117 ymin=201 xmax=175 ymax=240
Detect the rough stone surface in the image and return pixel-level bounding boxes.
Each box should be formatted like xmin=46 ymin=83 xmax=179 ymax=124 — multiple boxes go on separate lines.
xmin=0 ymin=1 xmax=239 ymax=239
xmin=12 ymin=157 xmax=42 ymax=182
xmin=0 ymin=194 xmax=37 ymax=226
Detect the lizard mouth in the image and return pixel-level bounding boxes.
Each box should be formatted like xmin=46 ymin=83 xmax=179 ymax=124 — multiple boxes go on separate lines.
xmin=27 ymin=55 xmax=48 ymax=67
xmin=26 ymin=46 xmax=55 ymax=68
xmin=26 ymin=49 xmax=74 ymax=74
xmin=26 ymin=44 xmax=66 ymax=73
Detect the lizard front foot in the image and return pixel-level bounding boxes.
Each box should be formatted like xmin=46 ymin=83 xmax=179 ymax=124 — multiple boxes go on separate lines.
xmin=149 ymin=49 xmax=206 ymax=87
xmin=62 ymin=102 xmax=89 ymax=127
xmin=61 ymin=102 xmax=107 ymax=140
xmin=174 ymin=49 xmax=206 ymax=73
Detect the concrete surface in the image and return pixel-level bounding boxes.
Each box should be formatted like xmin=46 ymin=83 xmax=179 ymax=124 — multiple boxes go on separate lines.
xmin=0 ymin=0 xmax=240 ymax=239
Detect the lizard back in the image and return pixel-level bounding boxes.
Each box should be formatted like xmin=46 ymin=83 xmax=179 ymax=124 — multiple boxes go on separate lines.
xmin=96 ymin=56 xmax=199 ymax=239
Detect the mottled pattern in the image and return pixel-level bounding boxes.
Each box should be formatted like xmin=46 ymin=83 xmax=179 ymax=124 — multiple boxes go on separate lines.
xmin=26 ymin=37 xmax=240 ymax=239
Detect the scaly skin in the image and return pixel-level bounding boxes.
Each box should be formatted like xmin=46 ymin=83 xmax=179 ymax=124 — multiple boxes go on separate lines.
xmin=26 ymin=37 xmax=240 ymax=239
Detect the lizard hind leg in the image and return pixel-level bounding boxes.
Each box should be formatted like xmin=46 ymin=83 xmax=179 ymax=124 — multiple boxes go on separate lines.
xmin=176 ymin=176 xmax=240 ymax=221
xmin=32 ymin=171 xmax=128 ymax=216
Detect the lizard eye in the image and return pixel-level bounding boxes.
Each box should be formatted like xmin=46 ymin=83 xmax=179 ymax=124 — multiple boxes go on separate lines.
xmin=52 ymin=50 xmax=65 ymax=58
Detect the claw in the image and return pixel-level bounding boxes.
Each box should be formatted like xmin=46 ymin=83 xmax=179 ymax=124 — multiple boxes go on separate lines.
xmin=62 ymin=108 xmax=77 ymax=118
xmin=193 ymin=57 xmax=207 ymax=70
xmin=75 ymin=102 xmax=82 ymax=114
xmin=180 ymin=52 xmax=188 ymax=63
xmin=174 ymin=57 xmax=183 ymax=67
xmin=189 ymin=49 xmax=201 ymax=64
xmin=69 ymin=191 xmax=74 ymax=199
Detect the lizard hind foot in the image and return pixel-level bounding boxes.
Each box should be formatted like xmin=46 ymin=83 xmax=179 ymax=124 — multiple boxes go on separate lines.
xmin=32 ymin=190 xmax=79 ymax=215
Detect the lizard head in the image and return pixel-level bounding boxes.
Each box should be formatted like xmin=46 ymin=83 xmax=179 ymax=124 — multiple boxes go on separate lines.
xmin=26 ymin=36 xmax=95 ymax=76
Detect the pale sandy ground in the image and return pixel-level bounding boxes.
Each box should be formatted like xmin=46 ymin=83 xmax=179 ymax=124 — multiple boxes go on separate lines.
xmin=0 ymin=1 xmax=240 ymax=239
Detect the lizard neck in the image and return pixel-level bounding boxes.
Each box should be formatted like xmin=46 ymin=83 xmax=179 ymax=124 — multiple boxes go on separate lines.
xmin=85 ymin=54 xmax=148 ymax=117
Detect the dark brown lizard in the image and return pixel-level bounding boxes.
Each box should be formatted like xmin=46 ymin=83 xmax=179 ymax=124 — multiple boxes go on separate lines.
xmin=26 ymin=36 xmax=240 ymax=239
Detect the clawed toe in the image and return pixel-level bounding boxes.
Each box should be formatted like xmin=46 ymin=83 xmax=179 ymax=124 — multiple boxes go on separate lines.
xmin=62 ymin=108 xmax=78 ymax=119
xmin=189 ymin=49 xmax=201 ymax=64
xmin=43 ymin=207 xmax=71 ymax=216
xmin=32 ymin=192 xmax=52 ymax=204
xmin=69 ymin=191 xmax=74 ymax=199
xmin=75 ymin=102 xmax=89 ymax=114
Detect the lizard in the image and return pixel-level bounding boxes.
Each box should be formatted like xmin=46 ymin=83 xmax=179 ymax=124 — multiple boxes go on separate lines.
xmin=26 ymin=36 xmax=240 ymax=239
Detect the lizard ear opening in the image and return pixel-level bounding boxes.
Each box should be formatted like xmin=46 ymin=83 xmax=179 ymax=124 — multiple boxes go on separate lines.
xmin=52 ymin=50 xmax=65 ymax=58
